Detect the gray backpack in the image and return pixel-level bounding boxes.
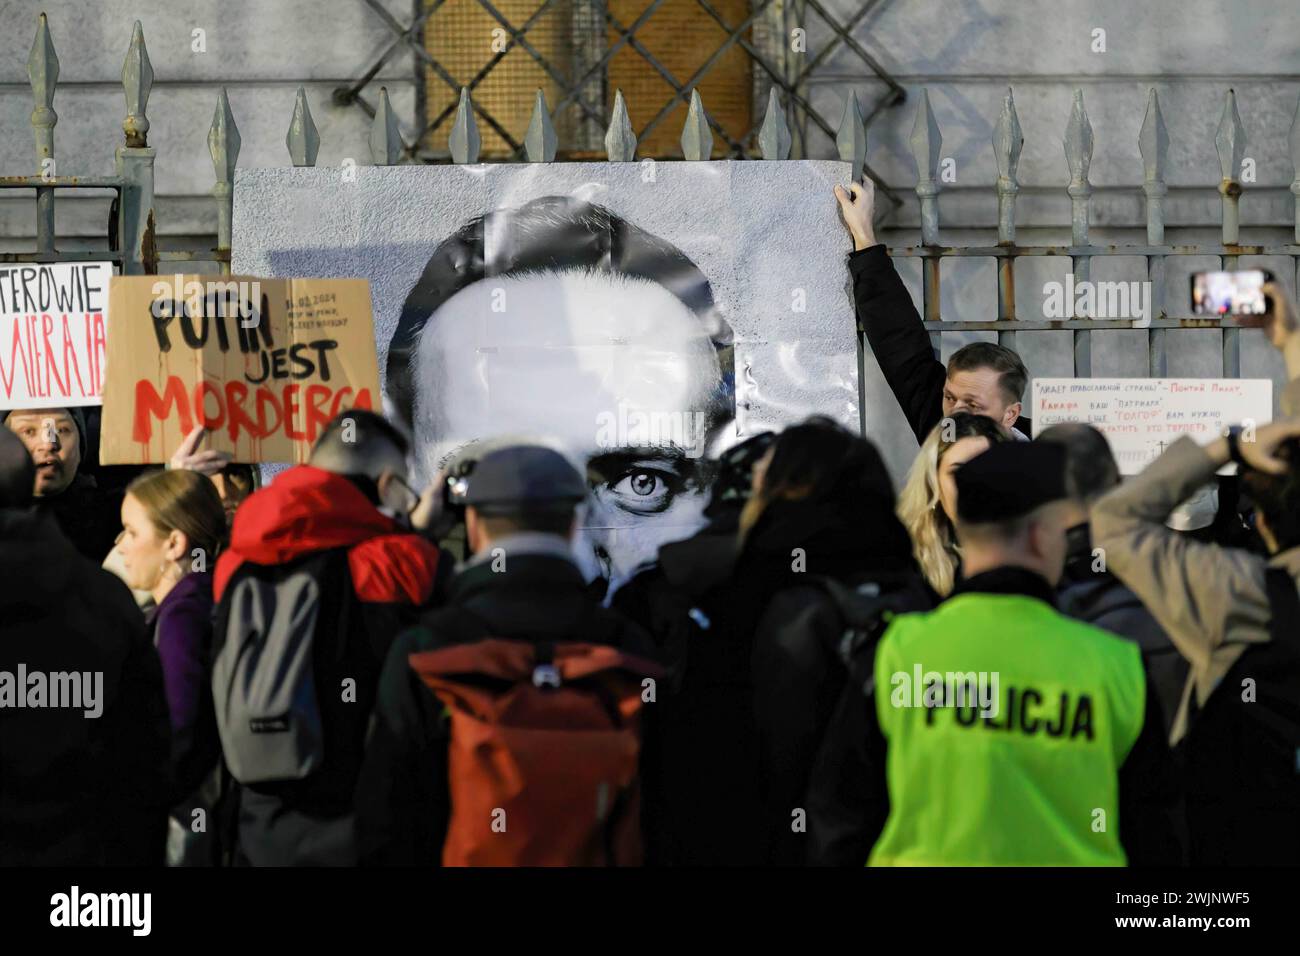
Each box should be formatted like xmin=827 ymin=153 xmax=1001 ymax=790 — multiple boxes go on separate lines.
xmin=212 ymin=549 xmax=351 ymax=784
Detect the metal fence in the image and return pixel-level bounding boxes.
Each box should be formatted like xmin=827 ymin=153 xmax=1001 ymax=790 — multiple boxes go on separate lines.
xmin=5 ymin=12 xmax=1296 ymax=396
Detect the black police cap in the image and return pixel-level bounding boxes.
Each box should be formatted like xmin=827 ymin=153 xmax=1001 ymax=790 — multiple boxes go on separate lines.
xmin=955 ymin=441 xmax=1068 ymax=524
xmin=463 ymin=444 xmax=587 ymax=513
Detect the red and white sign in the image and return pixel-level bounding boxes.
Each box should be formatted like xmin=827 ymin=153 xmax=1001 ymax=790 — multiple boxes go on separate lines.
xmin=0 ymin=262 xmax=112 ymax=410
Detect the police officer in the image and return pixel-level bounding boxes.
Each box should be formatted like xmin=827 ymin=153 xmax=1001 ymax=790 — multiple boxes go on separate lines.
xmin=806 ymin=442 xmax=1179 ymax=866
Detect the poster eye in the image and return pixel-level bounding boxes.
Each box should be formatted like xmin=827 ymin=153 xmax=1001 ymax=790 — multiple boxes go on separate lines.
xmin=609 ymin=467 xmax=678 ymax=512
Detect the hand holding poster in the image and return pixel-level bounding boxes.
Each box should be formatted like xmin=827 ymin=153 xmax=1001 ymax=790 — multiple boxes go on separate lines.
xmin=0 ymin=262 xmax=112 ymax=410
xmin=1031 ymin=377 xmax=1273 ymax=474
xmin=100 ymin=275 xmax=381 ymax=464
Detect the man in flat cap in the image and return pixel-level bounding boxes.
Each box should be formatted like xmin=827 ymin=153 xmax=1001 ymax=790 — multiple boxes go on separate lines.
xmin=355 ymin=443 xmax=664 ymax=866
xmin=807 ymin=441 xmax=1178 ymax=867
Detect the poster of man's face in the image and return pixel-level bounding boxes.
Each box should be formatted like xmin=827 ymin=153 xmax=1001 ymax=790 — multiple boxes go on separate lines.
xmin=233 ymin=161 xmax=861 ymax=597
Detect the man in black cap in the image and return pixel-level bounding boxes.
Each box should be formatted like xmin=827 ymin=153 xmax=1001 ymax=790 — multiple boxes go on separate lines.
xmin=806 ymin=441 xmax=1178 ymax=866
xmin=354 ymin=444 xmax=664 ymax=865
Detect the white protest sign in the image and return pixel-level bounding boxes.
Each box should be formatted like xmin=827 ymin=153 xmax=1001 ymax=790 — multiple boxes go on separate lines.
xmin=1032 ymin=377 xmax=1272 ymax=475
xmin=0 ymin=262 xmax=112 ymax=410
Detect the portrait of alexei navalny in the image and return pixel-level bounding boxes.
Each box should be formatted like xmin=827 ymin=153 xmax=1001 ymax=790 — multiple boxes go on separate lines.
xmin=386 ymin=195 xmax=736 ymax=597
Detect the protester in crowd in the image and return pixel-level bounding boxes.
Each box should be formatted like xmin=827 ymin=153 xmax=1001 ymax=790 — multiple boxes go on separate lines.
xmin=116 ymin=468 xmax=228 ymax=866
xmin=0 ymin=427 xmax=172 ymax=866
xmin=355 ymin=444 xmax=663 ymax=865
xmin=2 ymin=406 xmax=231 ymax=564
xmin=896 ymin=412 xmax=1010 ymax=596
xmin=1036 ymin=423 xmax=1188 ymax=733
xmin=622 ymin=416 xmax=915 ymax=864
xmin=211 ymin=409 xmax=453 ymax=866
xmin=807 ymin=441 xmax=1179 ymax=866
xmin=833 ymin=179 xmax=1032 ymax=441
xmin=610 ymin=429 xmax=776 ymax=679
xmin=103 ymin=444 xmax=250 ymax=609
xmin=748 ymin=420 xmax=928 ymax=865
xmin=1092 ymin=288 xmax=1300 ymax=864
xmin=2 ymin=406 xmax=122 ymax=560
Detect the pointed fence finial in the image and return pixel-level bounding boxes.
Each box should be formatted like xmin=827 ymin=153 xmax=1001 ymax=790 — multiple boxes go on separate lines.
xmin=759 ymin=87 xmax=791 ymax=160
xmin=29 ymin=13 xmax=60 ymax=166
xmin=209 ymin=88 xmax=240 ymax=184
xmin=370 ymin=87 xmax=402 ymax=165
xmin=208 ymin=88 xmax=241 ymax=251
xmin=909 ymin=88 xmax=942 ymax=245
xmin=605 ymin=89 xmax=636 ymax=162
xmin=1139 ymin=88 xmax=1169 ymax=245
xmin=449 ymin=87 xmax=481 ymax=164
xmin=992 ymin=87 xmax=1023 ymax=243
xmin=121 ymin=20 xmax=152 ymax=148
xmin=681 ymin=89 xmax=713 ymax=161
xmin=836 ymin=91 xmax=866 ymax=180
xmin=1064 ymin=89 xmax=1094 ymax=245
xmin=1216 ymin=88 xmax=1247 ymax=244
xmin=525 ymin=89 xmax=557 ymax=162
xmin=286 ymin=87 xmax=320 ymax=167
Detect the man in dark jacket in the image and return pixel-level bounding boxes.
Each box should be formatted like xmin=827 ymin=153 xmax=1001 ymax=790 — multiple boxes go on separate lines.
xmin=0 ymin=427 xmax=172 ymax=865
xmin=212 ymin=410 xmax=452 ymax=866
xmin=1037 ymin=423 xmax=1188 ymax=733
xmin=833 ymin=180 xmax=1032 ymax=442
xmin=355 ymin=444 xmax=662 ymax=865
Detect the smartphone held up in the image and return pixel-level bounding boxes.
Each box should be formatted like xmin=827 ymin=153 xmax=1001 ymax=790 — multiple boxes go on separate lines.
xmin=1190 ymin=269 xmax=1274 ymax=326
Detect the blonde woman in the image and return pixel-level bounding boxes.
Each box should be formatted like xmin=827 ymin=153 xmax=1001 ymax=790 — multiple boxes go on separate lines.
xmin=896 ymin=412 xmax=1010 ymax=596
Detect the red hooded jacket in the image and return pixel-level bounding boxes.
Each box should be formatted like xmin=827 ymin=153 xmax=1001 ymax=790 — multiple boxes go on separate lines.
xmin=214 ymin=465 xmax=442 ymax=606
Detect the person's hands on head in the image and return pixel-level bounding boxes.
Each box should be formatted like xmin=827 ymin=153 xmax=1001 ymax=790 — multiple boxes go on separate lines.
xmin=169 ymin=426 xmax=233 ymax=476
xmin=833 ymin=180 xmax=877 ymax=252
xmin=1236 ymin=417 xmax=1300 ymax=475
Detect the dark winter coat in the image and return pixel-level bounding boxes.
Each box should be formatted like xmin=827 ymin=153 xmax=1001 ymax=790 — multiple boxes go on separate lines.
xmin=211 ymin=465 xmax=452 ymax=866
xmin=355 ymin=545 xmax=662 ymax=865
xmin=1056 ymin=523 xmax=1188 ymax=736
xmin=34 ymin=472 xmax=124 ymax=563
xmin=626 ymin=494 xmax=915 ymax=865
xmin=0 ymin=508 xmax=171 ymax=865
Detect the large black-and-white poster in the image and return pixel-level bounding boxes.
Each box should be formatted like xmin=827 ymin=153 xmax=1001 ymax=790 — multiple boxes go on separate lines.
xmin=234 ymin=160 xmax=861 ymax=595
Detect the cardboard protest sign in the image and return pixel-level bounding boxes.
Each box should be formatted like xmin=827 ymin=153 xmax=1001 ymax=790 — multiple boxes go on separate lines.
xmin=1032 ymin=377 xmax=1272 ymax=474
xmin=0 ymin=262 xmax=112 ymax=410
xmin=100 ymin=275 xmax=380 ymax=464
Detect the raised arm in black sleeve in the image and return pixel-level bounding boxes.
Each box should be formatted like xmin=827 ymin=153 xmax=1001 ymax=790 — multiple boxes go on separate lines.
xmin=849 ymin=244 xmax=947 ymax=443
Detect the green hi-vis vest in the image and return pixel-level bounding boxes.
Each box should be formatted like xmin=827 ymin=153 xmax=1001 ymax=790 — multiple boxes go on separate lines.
xmin=868 ymin=592 xmax=1147 ymax=867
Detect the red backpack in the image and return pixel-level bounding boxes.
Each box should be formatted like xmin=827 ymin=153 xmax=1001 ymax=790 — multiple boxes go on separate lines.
xmin=408 ymin=638 xmax=662 ymax=866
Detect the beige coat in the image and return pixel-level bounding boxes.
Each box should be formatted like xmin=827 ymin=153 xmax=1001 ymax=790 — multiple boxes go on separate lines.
xmin=1092 ymin=379 xmax=1300 ymax=744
